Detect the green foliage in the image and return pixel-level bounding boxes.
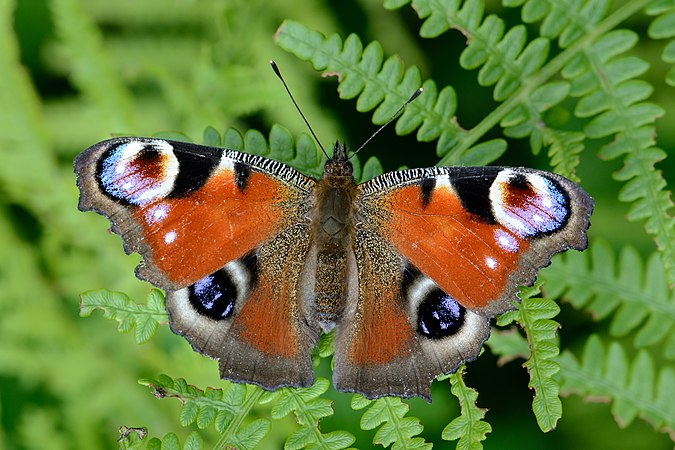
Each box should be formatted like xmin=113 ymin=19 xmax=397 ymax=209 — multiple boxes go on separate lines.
xmin=261 ymin=379 xmax=355 ymax=449
xmin=80 ymin=289 xmax=167 ymax=344
xmin=140 ymin=375 xmax=269 ymax=450
xmin=495 ymin=285 xmax=563 ymax=431
xmin=118 ymin=428 xmax=204 ymax=450
xmin=3 ymin=0 xmax=675 ymax=449
xmin=351 ymin=395 xmax=431 ymax=449
xmin=540 ymin=239 xmax=675 ymax=358
xmin=557 ymin=335 xmax=675 ymax=437
xmin=441 ymin=370 xmax=492 ymax=449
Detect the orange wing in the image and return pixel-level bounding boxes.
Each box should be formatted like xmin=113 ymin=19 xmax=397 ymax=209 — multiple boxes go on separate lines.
xmin=358 ymin=166 xmax=593 ymax=315
xmin=75 ymin=137 xmax=314 ymax=289
xmin=76 ymin=137 xmax=321 ymax=390
xmin=331 ymin=166 xmax=592 ymax=399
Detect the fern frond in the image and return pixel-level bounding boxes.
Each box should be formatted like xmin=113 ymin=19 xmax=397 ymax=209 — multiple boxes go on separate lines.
xmin=140 ymin=375 xmax=269 ymax=450
xmin=541 ymin=129 xmax=585 ymax=182
xmin=221 ymin=125 xmax=327 ymax=179
xmin=260 ymin=378 xmax=355 ymax=450
xmin=557 ymin=335 xmax=675 ymax=438
xmin=496 ymin=285 xmax=562 ymax=431
xmin=531 ymin=0 xmax=675 ymax=286
xmin=79 ymin=289 xmax=167 ymax=344
xmin=275 ymin=19 xmax=507 ymax=166
xmin=645 ymin=1 xmax=675 ymax=86
xmin=383 ymin=0 xmax=580 ymax=165
xmin=441 ymin=369 xmax=492 ymax=450
xmin=352 ymin=395 xmax=431 ymax=449
xmin=540 ymin=239 xmax=675 ymax=358
xmin=119 ymin=429 xmax=204 ymax=450
xmin=49 ymin=0 xmax=136 ymax=130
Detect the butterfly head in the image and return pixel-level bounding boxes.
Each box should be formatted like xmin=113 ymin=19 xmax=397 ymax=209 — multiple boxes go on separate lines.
xmin=323 ymin=141 xmax=354 ymax=181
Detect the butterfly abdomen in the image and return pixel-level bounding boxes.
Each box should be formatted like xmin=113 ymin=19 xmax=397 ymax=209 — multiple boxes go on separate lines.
xmin=310 ymin=169 xmax=359 ymax=331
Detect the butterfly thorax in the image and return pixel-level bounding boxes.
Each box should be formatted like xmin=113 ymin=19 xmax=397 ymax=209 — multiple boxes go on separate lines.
xmin=311 ymin=142 xmax=358 ymax=331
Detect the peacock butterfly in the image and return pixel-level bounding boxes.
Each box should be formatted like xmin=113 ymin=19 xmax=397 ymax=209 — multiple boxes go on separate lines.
xmin=75 ymin=80 xmax=593 ymax=401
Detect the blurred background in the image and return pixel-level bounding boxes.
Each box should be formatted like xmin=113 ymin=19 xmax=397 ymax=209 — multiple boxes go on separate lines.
xmin=0 ymin=0 xmax=673 ymax=448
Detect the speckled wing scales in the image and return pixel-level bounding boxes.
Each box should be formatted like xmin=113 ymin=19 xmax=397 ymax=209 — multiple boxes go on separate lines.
xmin=75 ymin=137 xmax=320 ymax=389
xmin=332 ymin=166 xmax=593 ymax=399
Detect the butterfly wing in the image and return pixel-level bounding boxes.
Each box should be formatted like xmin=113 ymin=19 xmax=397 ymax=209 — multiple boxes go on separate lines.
xmin=333 ymin=166 xmax=593 ymax=399
xmin=75 ymin=137 xmax=320 ymax=389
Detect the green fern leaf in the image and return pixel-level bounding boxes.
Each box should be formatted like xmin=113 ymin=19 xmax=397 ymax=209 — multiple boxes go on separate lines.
xmin=646 ymin=2 xmax=675 ymax=86
xmin=260 ymin=378 xmax=355 ymax=450
xmin=385 ymin=0 xmax=575 ymax=165
xmin=442 ymin=369 xmax=492 ymax=449
xmin=140 ymin=375 xmax=268 ymax=450
xmin=485 ymin=328 xmax=530 ymax=365
xmin=144 ymin=432 xmax=203 ymax=450
xmin=50 ymin=0 xmax=136 ymax=130
xmin=275 ymin=19 xmax=506 ymax=166
xmin=352 ymin=395 xmax=432 ymax=449
xmin=557 ymin=335 xmax=675 ymax=437
xmin=496 ymin=286 xmax=562 ymax=431
xmin=79 ymin=289 xmax=167 ymax=344
xmin=541 ymin=129 xmax=584 ymax=182
xmin=541 ymin=239 xmax=675 ymax=358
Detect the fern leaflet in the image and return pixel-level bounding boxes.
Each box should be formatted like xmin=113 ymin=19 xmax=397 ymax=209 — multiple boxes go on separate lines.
xmin=496 ymin=285 xmax=562 ymax=431
xmin=642 ymin=1 xmax=675 ymax=86
xmin=140 ymin=375 xmax=269 ymax=450
xmin=557 ymin=335 xmax=675 ymax=438
xmin=79 ymin=289 xmax=167 ymax=344
xmin=540 ymin=239 xmax=675 ymax=359
xmin=441 ymin=369 xmax=492 ymax=449
xmin=352 ymin=395 xmax=432 ymax=449
xmin=260 ymin=378 xmax=355 ymax=450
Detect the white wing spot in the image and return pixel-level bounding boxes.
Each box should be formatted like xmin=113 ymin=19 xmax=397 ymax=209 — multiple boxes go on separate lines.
xmin=164 ymin=231 xmax=177 ymax=244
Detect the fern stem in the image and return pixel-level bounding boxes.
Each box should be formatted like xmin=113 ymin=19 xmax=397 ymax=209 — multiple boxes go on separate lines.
xmin=440 ymin=0 xmax=652 ymax=165
xmin=214 ymin=387 xmax=264 ymax=449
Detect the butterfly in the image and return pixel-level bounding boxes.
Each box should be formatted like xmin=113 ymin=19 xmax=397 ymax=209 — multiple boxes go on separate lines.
xmin=75 ymin=131 xmax=592 ymax=400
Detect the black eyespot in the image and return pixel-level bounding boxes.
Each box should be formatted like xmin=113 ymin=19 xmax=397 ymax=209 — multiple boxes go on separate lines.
xmin=417 ymin=289 xmax=465 ymax=339
xmin=188 ymin=270 xmax=236 ymax=320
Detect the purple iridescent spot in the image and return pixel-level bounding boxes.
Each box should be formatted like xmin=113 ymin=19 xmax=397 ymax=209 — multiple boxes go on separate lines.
xmin=418 ymin=291 xmax=464 ymax=339
xmin=188 ymin=271 xmax=236 ymax=320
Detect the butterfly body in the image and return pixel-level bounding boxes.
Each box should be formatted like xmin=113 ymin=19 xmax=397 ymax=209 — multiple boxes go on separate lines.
xmin=75 ymin=136 xmax=593 ymax=400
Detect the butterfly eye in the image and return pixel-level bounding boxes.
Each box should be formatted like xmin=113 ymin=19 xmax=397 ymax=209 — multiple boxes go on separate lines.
xmin=416 ymin=289 xmax=466 ymax=339
xmin=97 ymin=140 xmax=179 ymax=205
xmin=188 ymin=270 xmax=237 ymax=320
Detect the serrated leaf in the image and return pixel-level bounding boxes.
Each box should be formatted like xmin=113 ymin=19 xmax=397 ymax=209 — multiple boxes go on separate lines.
xmin=140 ymin=375 xmax=269 ymax=448
xmin=442 ymin=370 xmax=491 ymax=449
xmin=541 ymin=240 xmax=675 ymax=357
xmin=357 ymin=397 xmax=431 ymax=449
xmin=79 ymin=289 xmax=167 ymax=344
xmin=558 ymin=336 xmax=675 ymax=435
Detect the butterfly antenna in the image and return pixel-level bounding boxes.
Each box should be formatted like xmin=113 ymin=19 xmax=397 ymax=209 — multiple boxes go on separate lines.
xmin=351 ymin=88 xmax=423 ymax=159
xmin=270 ymin=60 xmax=328 ymax=159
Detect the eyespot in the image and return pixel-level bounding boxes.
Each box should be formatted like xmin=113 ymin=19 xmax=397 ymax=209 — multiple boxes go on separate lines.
xmin=490 ymin=169 xmax=569 ymax=238
xmin=97 ymin=140 xmax=179 ymax=205
xmin=417 ymin=289 xmax=465 ymax=339
xmin=188 ymin=270 xmax=237 ymax=320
